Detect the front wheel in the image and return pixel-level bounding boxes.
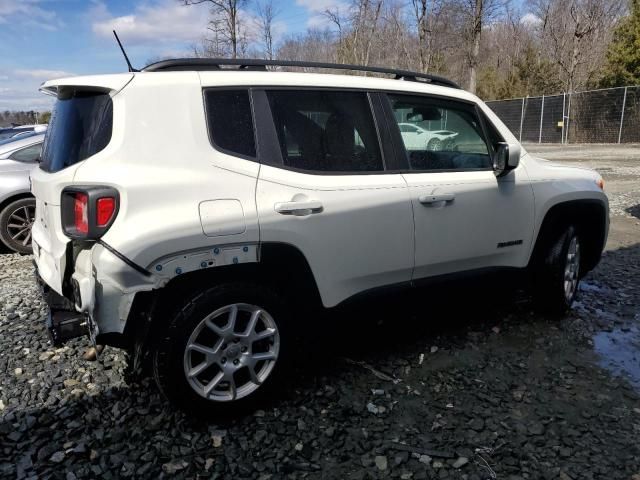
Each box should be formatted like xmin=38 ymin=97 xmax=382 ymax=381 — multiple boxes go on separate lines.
xmin=152 ymin=282 xmax=289 ymax=417
xmin=427 ymin=138 xmax=442 ymax=151
xmin=0 ymin=197 xmax=35 ymax=254
xmin=532 ymin=225 xmax=582 ymax=316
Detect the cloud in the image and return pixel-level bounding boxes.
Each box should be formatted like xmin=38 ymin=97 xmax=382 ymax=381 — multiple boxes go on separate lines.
xmin=90 ymin=0 xmax=209 ymax=46
xmin=0 ymin=88 xmax=54 ymax=111
xmin=295 ymin=0 xmax=347 ymax=28
xmin=521 ymin=12 xmax=542 ymax=26
xmin=0 ymin=75 xmax=8 ymax=81
xmin=0 ymin=0 xmax=62 ymax=30
xmin=295 ymin=0 xmax=344 ymax=14
xmin=15 ymin=69 xmax=75 ymax=80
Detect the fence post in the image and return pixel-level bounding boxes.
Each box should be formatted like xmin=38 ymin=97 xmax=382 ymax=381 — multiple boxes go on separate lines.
xmin=538 ymin=95 xmax=545 ymax=144
xmin=561 ymin=93 xmax=566 ymax=144
xmin=618 ymin=86 xmax=628 ymax=144
xmin=565 ymin=93 xmax=572 ymax=144
xmin=519 ymin=97 xmax=526 ymax=142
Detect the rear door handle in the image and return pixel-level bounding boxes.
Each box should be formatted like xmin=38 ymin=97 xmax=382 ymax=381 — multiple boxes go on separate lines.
xmin=418 ymin=193 xmax=455 ymax=205
xmin=274 ymin=200 xmax=323 ymax=215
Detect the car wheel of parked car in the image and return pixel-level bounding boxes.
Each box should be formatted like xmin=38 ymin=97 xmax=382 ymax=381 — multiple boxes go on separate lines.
xmin=152 ymin=282 xmax=289 ymax=417
xmin=427 ymin=138 xmax=442 ymax=151
xmin=533 ymin=225 xmax=581 ymax=316
xmin=0 ymin=197 xmax=35 ymax=254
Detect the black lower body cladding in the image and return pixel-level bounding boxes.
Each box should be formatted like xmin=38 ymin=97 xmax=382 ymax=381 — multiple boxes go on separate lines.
xmin=34 ymin=266 xmax=88 ymax=346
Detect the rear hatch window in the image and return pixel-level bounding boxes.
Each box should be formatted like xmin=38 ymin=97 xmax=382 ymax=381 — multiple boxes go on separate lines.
xmin=40 ymin=89 xmax=113 ymax=173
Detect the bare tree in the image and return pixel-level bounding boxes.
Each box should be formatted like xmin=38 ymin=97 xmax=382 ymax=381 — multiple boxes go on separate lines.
xmin=324 ymin=0 xmax=383 ymax=66
xmin=534 ymin=0 xmax=624 ymax=92
xmin=411 ymin=0 xmax=446 ymax=73
xmin=453 ymin=0 xmax=507 ymax=93
xmin=182 ymin=0 xmax=248 ymax=58
xmin=255 ymin=0 xmax=279 ymax=60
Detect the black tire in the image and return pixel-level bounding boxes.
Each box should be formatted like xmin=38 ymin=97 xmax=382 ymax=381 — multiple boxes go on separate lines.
xmin=532 ymin=225 xmax=581 ymax=316
xmin=0 ymin=197 xmax=35 ymax=254
xmin=427 ymin=138 xmax=442 ymax=151
xmin=152 ymin=282 xmax=290 ymax=418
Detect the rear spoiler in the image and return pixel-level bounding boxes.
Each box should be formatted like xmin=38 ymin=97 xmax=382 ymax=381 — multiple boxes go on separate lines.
xmin=40 ymin=73 xmax=135 ymax=97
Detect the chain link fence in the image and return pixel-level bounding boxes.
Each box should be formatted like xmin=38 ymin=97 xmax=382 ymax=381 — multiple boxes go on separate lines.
xmin=486 ymin=86 xmax=640 ymax=144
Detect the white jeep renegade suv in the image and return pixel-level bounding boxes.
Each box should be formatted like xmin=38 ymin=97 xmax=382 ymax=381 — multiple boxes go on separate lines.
xmin=31 ymin=59 xmax=608 ymax=415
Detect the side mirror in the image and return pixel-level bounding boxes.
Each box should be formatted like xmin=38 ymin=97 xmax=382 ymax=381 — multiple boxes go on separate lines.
xmin=494 ymin=142 xmax=520 ymax=177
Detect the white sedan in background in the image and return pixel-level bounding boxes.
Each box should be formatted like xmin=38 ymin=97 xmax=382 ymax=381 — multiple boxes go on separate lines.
xmin=398 ymin=122 xmax=458 ymax=151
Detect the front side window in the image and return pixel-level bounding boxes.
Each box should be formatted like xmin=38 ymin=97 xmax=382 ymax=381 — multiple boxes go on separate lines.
xmin=267 ymin=90 xmax=383 ymax=173
xmin=41 ymin=90 xmax=113 ymax=173
xmin=204 ymin=89 xmax=256 ymax=158
xmin=9 ymin=143 xmax=42 ymax=163
xmin=388 ymin=94 xmax=492 ymax=171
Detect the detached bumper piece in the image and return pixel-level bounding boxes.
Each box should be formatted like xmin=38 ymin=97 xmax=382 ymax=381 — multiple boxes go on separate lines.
xmin=34 ymin=266 xmax=89 ymax=346
xmin=46 ymin=309 xmax=89 ymax=347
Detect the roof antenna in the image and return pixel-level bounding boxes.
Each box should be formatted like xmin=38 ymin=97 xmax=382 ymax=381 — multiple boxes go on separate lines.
xmin=113 ymin=30 xmax=138 ymax=72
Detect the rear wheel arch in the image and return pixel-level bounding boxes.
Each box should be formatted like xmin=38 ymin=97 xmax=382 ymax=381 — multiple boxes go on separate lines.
xmin=529 ymin=199 xmax=607 ymax=276
xmin=119 ymin=242 xmax=322 ymax=352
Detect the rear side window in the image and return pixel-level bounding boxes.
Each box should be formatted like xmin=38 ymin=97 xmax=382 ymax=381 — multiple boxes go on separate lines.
xmin=266 ymin=90 xmax=383 ymax=173
xmin=9 ymin=143 xmax=42 ymax=163
xmin=40 ymin=90 xmax=113 ymax=173
xmin=204 ymin=89 xmax=256 ymax=158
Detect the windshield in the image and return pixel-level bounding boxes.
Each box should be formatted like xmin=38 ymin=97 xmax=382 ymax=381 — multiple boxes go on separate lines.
xmin=40 ymin=90 xmax=113 ymax=173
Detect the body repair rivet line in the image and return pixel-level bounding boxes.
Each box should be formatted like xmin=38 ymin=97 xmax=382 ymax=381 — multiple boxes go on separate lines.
xmin=200 ymin=261 xmax=207 ymax=268
xmin=175 ymin=267 xmax=182 ymax=274
xmin=213 ymin=247 xmax=220 ymax=255
xmin=155 ymin=265 xmax=162 ymax=271
xmin=233 ymin=257 xmax=239 ymax=264
xmin=243 ymin=246 xmax=249 ymax=252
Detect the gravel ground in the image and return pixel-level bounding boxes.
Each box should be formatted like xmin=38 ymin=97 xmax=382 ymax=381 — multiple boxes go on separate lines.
xmin=1 ymin=146 xmax=640 ymax=480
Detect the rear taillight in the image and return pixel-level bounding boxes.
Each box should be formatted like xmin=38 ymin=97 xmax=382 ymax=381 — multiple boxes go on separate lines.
xmin=74 ymin=193 xmax=89 ymax=234
xmin=96 ymin=197 xmax=116 ymax=227
xmin=61 ymin=187 xmax=119 ymax=240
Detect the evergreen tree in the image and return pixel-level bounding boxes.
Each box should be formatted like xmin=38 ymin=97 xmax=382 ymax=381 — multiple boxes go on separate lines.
xmin=600 ymin=0 xmax=640 ymax=87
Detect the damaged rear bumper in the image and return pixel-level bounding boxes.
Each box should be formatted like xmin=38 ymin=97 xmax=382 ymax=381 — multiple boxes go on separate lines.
xmin=34 ymin=264 xmax=90 ymax=346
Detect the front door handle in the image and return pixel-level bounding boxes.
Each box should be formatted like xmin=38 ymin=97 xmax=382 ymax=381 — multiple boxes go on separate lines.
xmin=274 ymin=200 xmax=323 ymax=215
xmin=418 ymin=193 xmax=455 ymax=205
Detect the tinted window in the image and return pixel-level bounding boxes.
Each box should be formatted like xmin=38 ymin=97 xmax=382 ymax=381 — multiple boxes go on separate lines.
xmin=481 ymin=111 xmax=504 ymax=151
xmin=0 ymin=132 xmax=38 ymax=146
xmin=389 ymin=94 xmax=492 ymax=171
xmin=0 ymin=128 xmax=33 ymax=141
xmin=204 ymin=89 xmax=256 ymax=158
xmin=9 ymin=143 xmax=42 ymax=163
xmin=41 ymin=91 xmax=113 ymax=173
xmin=267 ymin=90 xmax=383 ymax=173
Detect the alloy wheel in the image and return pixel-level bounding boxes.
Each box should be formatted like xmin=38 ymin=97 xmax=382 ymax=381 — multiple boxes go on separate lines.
xmin=6 ymin=205 xmax=35 ymax=247
xmin=564 ymin=236 xmax=580 ymax=302
xmin=183 ymin=303 xmax=280 ymax=402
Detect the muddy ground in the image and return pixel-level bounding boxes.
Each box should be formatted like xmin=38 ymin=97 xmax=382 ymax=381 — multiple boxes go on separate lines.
xmin=0 ymin=144 xmax=639 ymax=479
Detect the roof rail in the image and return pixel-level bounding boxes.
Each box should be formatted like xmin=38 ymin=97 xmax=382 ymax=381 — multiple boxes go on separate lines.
xmin=142 ymin=58 xmax=461 ymax=89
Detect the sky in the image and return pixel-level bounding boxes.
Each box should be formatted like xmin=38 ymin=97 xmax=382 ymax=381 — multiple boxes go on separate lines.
xmin=0 ymin=0 xmax=336 ymax=111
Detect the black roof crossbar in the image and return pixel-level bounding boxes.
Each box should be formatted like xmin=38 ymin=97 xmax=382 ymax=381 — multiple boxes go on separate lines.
xmin=142 ymin=58 xmax=460 ymax=89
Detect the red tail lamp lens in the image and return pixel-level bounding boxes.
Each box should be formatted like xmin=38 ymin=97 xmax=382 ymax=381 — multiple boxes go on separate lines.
xmin=96 ymin=197 xmax=116 ymax=227
xmin=74 ymin=193 xmax=89 ymax=234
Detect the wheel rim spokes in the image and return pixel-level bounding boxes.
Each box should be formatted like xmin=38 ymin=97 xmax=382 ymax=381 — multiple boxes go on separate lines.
xmin=7 ymin=204 xmax=35 ymax=246
xmin=183 ymin=303 xmax=280 ymax=402
xmin=563 ymin=236 xmax=581 ymax=302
